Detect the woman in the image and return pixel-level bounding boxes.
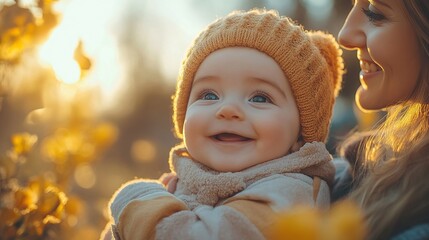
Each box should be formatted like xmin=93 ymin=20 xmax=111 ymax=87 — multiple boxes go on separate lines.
xmin=335 ymin=0 xmax=429 ymax=239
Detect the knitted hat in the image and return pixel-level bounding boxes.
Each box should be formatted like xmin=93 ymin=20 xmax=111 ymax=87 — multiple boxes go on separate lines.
xmin=173 ymin=9 xmax=344 ymax=143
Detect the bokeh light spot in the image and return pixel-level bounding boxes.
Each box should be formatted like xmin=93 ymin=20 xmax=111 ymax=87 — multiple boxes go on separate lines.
xmin=131 ymin=139 xmax=157 ymax=163
xmin=74 ymin=164 xmax=96 ymax=189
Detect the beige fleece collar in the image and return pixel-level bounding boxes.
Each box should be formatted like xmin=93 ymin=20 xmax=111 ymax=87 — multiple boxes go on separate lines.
xmin=169 ymin=142 xmax=334 ymax=207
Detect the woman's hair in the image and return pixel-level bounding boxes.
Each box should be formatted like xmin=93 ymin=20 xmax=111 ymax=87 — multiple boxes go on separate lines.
xmin=340 ymin=0 xmax=429 ymax=239
xmin=404 ymin=0 xmax=429 ymax=57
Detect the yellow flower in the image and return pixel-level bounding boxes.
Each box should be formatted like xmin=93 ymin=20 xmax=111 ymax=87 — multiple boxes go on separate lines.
xmin=269 ymin=206 xmax=321 ymax=240
xmin=324 ymin=200 xmax=367 ymax=240
xmin=42 ymin=128 xmax=92 ymax=164
xmin=268 ymin=200 xmax=366 ymax=240
xmin=38 ymin=188 xmax=62 ymax=215
xmin=41 ymin=135 xmax=67 ymax=164
xmin=0 ymin=4 xmax=36 ymax=62
xmin=40 ymin=189 xmax=67 ymax=225
xmin=11 ymin=133 xmax=38 ymax=156
xmin=27 ymin=177 xmax=68 ymax=224
xmin=42 ymin=124 xmax=117 ymax=165
xmin=0 ymin=177 xmax=69 ymax=238
xmin=90 ymin=122 xmax=118 ymax=149
xmin=14 ymin=187 xmax=38 ymax=213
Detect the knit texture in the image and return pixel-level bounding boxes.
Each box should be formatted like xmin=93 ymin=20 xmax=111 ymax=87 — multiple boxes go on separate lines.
xmin=172 ymin=9 xmax=344 ymax=142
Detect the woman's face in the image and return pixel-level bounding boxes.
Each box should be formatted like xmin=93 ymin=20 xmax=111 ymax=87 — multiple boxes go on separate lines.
xmin=338 ymin=0 xmax=422 ymax=111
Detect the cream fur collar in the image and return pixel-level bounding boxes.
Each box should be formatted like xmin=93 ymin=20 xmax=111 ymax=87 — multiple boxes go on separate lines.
xmin=169 ymin=142 xmax=334 ymax=208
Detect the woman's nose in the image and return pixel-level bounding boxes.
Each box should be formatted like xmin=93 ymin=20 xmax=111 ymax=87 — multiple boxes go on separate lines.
xmin=216 ymin=102 xmax=244 ymax=120
xmin=338 ymin=6 xmax=366 ymax=50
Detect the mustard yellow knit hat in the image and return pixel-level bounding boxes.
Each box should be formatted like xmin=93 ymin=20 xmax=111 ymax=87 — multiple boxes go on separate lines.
xmin=173 ymin=9 xmax=344 ymax=143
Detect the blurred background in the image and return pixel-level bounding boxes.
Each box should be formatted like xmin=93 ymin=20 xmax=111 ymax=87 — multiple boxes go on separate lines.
xmin=0 ymin=0 xmax=382 ymax=239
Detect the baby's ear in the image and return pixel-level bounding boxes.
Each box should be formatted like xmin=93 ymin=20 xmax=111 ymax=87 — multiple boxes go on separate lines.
xmin=290 ymin=138 xmax=305 ymax=153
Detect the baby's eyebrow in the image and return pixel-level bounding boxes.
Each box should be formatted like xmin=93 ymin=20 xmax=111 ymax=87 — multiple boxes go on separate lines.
xmin=249 ymin=77 xmax=287 ymax=99
xmin=193 ymin=75 xmax=218 ymax=84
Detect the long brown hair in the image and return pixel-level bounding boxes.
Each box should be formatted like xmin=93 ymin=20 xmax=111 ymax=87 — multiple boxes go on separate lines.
xmin=340 ymin=0 xmax=429 ymax=239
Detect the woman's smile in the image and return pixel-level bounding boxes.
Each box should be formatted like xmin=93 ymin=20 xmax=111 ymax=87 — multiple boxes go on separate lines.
xmin=359 ymin=59 xmax=382 ymax=89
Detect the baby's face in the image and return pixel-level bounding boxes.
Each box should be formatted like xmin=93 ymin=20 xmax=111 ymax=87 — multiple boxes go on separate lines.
xmin=183 ymin=47 xmax=300 ymax=172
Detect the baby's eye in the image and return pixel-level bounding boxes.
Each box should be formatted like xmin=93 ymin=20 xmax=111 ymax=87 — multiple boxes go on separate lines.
xmin=200 ymin=91 xmax=219 ymax=100
xmin=249 ymin=93 xmax=272 ymax=103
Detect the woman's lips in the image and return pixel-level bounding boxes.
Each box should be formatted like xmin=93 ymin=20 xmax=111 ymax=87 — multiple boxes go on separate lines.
xmin=359 ymin=60 xmax=382 ymax=88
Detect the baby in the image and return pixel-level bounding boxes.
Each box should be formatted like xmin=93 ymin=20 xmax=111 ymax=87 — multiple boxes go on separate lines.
xmin=105 ymin=8 xmax=343 ymax=240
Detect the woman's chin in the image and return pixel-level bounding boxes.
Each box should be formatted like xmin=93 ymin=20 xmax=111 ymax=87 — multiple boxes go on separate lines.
xmin=355 ymin=88 xmax=384 ymax=112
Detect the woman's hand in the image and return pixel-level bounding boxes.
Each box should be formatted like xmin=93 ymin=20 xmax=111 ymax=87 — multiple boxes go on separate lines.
xmin=159 ymin=172 xmax=178 ymax=193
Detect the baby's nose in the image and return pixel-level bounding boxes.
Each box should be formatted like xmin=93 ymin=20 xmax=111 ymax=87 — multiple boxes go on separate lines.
xmin=216 ymin=102 xmax=244 ymax=120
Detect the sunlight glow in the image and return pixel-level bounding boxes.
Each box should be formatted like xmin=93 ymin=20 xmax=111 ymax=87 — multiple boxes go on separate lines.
xmin=36 ymin=0 xmax=127 ymax=111
xmin=38 ymin=27 xmax=81 ymax=84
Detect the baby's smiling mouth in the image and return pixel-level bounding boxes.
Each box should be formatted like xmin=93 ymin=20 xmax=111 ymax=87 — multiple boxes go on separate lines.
xmin=211 ymin=133 xmax=252 ymax=142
